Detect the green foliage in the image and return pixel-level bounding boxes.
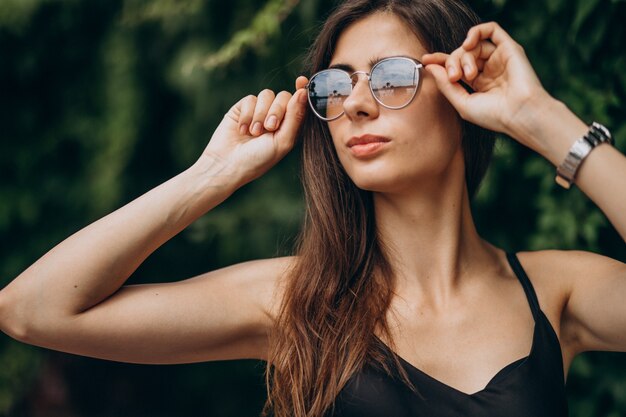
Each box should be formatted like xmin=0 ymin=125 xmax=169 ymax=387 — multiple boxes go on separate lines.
xmin=0 ymin=0 xmax=50 ymax=34
xmin=193 ymin=0 xmax=300 ymax=73
xmin=121 ymin=0 xmax=205 ymax=25
xmin=0 ymin=0 xmax=624 ymax=415
xmin=0 ymin=341 xmax=41 ymax=414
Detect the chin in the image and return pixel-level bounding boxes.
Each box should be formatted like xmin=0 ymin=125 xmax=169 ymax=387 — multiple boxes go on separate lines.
xmin=340 ymin=156 xmax=419 ymax=193
xmin=348 ymin=172 xmax=410 ymax=194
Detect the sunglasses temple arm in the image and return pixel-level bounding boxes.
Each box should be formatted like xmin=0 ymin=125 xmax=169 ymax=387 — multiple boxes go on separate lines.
xmin=458 ymin=79 xmax=475 ymax=94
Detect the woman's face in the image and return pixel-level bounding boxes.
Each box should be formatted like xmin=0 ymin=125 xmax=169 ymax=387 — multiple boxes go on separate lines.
xmin=327 ymin=12 xmax=463 ymax=194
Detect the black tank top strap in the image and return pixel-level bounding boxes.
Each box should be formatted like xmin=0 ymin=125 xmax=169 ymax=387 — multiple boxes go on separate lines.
xmin=506 ymin=251 xmax=540 ymax=322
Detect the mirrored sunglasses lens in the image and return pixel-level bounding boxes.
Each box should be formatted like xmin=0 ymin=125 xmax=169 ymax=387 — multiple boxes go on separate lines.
xmin=371 ymin=59 xmax=418 ymax=108
xmin=308 ymin=70 xmax=351 ymax=119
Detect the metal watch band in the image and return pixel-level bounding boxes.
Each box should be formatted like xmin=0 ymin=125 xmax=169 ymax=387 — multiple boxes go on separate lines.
xmin=555 ymin=137 xmax=593 ymax=189
xmin=555 ymin=122 xmax=613 ymax=189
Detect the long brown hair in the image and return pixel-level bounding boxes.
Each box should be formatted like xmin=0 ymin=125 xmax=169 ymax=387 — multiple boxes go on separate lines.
xmin=264 ymin=1 xmax=496 ymax=416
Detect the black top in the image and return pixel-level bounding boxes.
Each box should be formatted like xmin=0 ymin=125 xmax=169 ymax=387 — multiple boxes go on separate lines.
xmin=328 ymin=252 xmax=568 ymax=417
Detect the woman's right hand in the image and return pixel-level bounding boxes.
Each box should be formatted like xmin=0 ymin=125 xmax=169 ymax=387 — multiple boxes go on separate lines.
xmin=201 ymin=76 xmax=310 ymax=186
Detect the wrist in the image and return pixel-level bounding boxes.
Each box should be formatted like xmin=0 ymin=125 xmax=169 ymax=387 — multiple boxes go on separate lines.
xmin=190 ymin=153 xmax=247 ymax=192
xmin=510 ymin=94 xmax=588 ymax=166
xmin=554 ymin=122 xmax=614 ymax=189
xmin=171 ymin=154 xmax=242 ymax=223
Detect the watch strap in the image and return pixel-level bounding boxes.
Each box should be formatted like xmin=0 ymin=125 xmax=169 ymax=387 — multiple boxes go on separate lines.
xmin=555 ymin=122 xmax=613 ymax=189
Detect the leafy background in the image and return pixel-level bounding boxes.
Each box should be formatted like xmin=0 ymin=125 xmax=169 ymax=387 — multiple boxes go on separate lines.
xmin=0 ymin=0 xmax=625 ymax=415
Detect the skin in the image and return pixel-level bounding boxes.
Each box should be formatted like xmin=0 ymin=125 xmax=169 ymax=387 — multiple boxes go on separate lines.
xmin=327 ymin=18 xmax=462 ymax=195
xmin=1 ymin=12 xmax=625 ymax=398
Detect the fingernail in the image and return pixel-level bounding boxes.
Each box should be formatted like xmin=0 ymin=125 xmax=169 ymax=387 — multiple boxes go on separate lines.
xmin=448 ymin=66 xmax=456 ymax=77
xmin=463 ymin=65 xmax=471 ymax=74
xmin=251 ymin=122 xmax=262 ymax=135
xmin=299 ymin=90 xmax=308 ymax=104
xmin=266 ymin=115 xmax=277 ymax=129
xmin=239 ymin=124 xmax=248 ymax=135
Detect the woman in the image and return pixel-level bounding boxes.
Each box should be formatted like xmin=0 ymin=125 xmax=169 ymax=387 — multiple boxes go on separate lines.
xmin=1 ymin=0 xmax=624 ymax=416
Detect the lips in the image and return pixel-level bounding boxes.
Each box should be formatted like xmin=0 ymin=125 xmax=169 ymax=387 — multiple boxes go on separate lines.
xmin=346 ymin=134 xmax=391 ymax=158
xmin=347 ymin=134 xmax=391 ymax=148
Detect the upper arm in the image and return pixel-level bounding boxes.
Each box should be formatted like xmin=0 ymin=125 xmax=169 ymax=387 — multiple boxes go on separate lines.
xmin=560 ymin=250 xmax=626 ymax=354
xmin=11 ymin=256 xmax=294 ymax=364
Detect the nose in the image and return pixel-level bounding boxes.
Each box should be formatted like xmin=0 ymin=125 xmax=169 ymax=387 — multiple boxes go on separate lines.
xmin=342 ymin=73 xmax=380 ymax=121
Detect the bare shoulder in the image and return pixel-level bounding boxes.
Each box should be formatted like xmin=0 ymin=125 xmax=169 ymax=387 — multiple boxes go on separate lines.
xmin=514 ymin=249 xmax=626 ymax=357
xmin=515 ymin=248 xmax=624 ymax=298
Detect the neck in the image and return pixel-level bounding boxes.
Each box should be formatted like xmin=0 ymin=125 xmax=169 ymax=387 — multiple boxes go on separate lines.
xmin=373 ymin=161 xmax=501 ymax=311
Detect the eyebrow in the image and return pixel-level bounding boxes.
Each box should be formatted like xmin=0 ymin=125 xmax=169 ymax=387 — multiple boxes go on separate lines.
xmin=328 ymin=54 xmax=419 ymax=71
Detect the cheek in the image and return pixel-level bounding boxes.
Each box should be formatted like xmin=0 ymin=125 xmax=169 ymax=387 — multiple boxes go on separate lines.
xmin=328 ymin=123 xmax=347 ymax=159
xmin=415 ymin=79 xmax=459 ymax=125
xmin=402 ymin=82 xmax=462 ymax=147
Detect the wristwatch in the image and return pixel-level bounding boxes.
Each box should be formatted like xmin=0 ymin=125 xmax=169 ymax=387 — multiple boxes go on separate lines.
xmin=555 ymin=122 xmax=613 ymax=189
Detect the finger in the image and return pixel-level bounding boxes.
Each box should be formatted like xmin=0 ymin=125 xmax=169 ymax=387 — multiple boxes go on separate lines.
xmin=445 ymin=52 xmax=464 ymax=82
xmin=421 ymin=52 xmax=448 ymax=66
xmin=274 ymin=88 xmax=308 ymax=152
xmin=451 ymin=41 xmax=493 ymax=81
xmin=238 ymin=95 xmax=257 ymax=136
xmin=250 ymin=89 xmax=276 ymax=136
xmin=461 ymin=52 xmax=479 ymax=81
xmin=469 ymin=72 xmax=493 ymax=93
xmin=466 ymin=39 xmax=497 ymax=60
xmin=424 ymin=54 xmax=471 ymax=86
xmin=295 ymin=75 xmax=308 ymax=90
xmin=424 ymin=40 xmax=494 ymax=66
xmin=463 ymin=22 xmax=516 ymax=50
xmin=425 ymin=64 xmax=470 ymax=115
xmin=264 ymin=91 xmax=292 ymax=131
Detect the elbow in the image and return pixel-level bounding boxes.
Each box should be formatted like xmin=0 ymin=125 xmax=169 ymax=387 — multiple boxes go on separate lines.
xmin=0 ymin=287 xmax=34 ymax=343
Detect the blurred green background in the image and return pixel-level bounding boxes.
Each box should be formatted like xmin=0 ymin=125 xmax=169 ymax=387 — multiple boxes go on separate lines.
xmin=0 ymin=0 xmax=625 ymax=415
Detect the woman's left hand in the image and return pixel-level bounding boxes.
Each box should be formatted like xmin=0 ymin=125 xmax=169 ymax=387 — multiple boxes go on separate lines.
xmin=422 ymin=21 xmax=552 ymax=152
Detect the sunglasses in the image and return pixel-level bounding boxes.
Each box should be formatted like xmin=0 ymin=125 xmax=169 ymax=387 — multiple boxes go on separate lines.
xmin=305 ymin=56 xmax=423 ymax=121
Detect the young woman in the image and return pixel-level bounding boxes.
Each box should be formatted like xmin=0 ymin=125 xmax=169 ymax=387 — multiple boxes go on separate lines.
xmin=1 ymin=0 xmax=625 ymax=416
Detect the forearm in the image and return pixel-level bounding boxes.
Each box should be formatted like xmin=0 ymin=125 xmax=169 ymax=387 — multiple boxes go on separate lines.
xmin=0 ymin=154 xmax=241 ymax=331
xmin=514 ymin=96 xmax=626 ymax=242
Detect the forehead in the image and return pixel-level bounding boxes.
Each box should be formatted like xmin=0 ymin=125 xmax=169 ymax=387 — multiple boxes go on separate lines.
xmin=330 ymin=12 xmax=426 ymax=69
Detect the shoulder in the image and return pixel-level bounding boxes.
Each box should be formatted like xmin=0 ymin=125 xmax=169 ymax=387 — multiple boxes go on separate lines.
xmin=514 ymin=248 xmax=624 ymax=310
xmin=514 ymin=249 xmax=626 ymax=354
xmin=515 ymin=248 xmax=624 ymax=297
